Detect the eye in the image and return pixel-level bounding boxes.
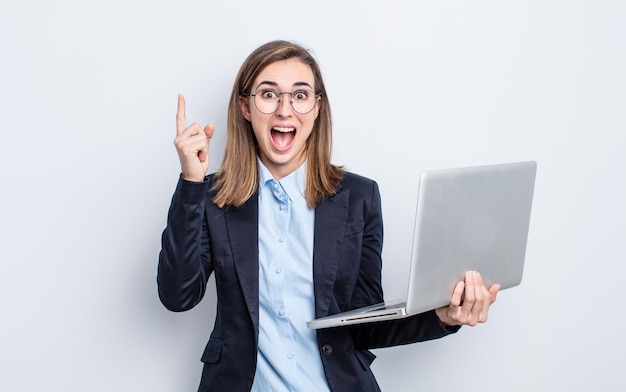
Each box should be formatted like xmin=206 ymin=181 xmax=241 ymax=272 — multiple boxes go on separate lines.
xmin=260 ymin=90 xmax=279 ymax=99
xmin=292 ymin=90 xmax=309 ymax=101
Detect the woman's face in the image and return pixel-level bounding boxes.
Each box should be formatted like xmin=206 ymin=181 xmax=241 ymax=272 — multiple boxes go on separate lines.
xmin=240 ymin=59 xmax=320 ymax=180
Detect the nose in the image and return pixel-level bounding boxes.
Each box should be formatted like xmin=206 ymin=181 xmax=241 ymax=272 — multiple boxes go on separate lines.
xmin=275 ymin=92 xmax=294 ymax=117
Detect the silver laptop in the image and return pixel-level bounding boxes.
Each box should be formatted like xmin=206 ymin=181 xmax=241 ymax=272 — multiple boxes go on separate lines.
xmin=307 ymin=161 xmax=537 ymax=329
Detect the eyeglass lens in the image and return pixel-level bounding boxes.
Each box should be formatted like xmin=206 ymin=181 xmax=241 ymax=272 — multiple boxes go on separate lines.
xmin=253 ymin=90 xmax=317 ymax=114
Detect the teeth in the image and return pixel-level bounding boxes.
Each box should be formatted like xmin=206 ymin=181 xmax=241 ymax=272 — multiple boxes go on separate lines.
xmin=273 ymin=127 xmax=295 ymax=133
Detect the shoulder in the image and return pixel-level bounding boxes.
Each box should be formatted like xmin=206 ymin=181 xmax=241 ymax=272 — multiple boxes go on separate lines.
xmin=340 ymin=171 xmax=380 ymax=194
xmin=336 ymin=171 xmax=381 ymax=209
xmin=333 ymin=172 xmax=383 ymax=233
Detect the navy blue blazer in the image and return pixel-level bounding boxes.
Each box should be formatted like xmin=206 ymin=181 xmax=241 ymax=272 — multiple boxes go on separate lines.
xmin=158 ymin=172 xmax=457 ymax=392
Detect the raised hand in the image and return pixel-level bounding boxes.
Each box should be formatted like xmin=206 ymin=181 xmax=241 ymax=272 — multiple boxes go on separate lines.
xmin=174 ymin=94 xmax=215 ymax=182
xmin=435 ymin=271 xmax=500 ymax=327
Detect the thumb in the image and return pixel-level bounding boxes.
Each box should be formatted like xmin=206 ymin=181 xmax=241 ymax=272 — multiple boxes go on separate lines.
xmin=204 ymin=123 xmax=215 ymax=140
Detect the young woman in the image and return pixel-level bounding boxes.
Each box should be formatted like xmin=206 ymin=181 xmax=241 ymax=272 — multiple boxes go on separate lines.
xmin=158 ymin=40 xmax=499 ymax=392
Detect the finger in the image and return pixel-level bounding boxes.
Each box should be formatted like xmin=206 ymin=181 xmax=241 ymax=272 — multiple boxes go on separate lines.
xmin=472 ymin=272 xmax=500 ymax=301
xmin=489 ymin=284 xmax=501 ymax=304
xmin=174 ymin=123 xmax=202 ymax=146
xmin=476 ymin=274 xmax=491 ymax=322
xmin=175 ymin=131 xmax=208 ymax=150
xmin=197 ymin=145 xmax=208 ymax=163
xmin=449 ymin=280 xmax=465 ymax=307
xmin=462 ymin=271 xmax=486 ymax=325
xmin=197 ymin=124 xmax=214 ymax=163
xmin=174 ymin=122 xmax=202 ymax=152
xmin=473 ymin=271 xmax=487 ymax=305
xmin=472 ymin=272 xmax=495 ymax=323
xmin=197 ymin=136 xmax=209 ymax=163
xmin=176 ymin=94 xmax=187 ymax=135
xmin=460 ymin=271 xmax=477 ymax=312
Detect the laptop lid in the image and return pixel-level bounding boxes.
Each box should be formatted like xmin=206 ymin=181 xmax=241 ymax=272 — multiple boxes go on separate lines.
xmin=404 ymin=160 xmax=537 ymax=314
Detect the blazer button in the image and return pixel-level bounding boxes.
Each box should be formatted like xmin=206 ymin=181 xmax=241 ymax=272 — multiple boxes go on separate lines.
xmin=322 ymin=344 xmax=333 ymax=356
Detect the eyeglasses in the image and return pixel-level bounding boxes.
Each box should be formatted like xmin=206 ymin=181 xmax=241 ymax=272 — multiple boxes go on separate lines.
xmin=247 ymin=89 xmax=321 ymax=114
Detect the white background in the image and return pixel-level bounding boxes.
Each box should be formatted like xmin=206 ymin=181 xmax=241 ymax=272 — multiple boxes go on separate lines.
xmin=1 ymin=0 xmax=624 ymax=390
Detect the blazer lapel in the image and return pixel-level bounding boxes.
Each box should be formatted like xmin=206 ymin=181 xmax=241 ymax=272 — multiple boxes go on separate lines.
xmin=313 ymin=187 xmax=349 ymax=318
xmin=225 ymin=194 xmax=260 ymax=335
xmin=223 ymin=187 xmax=350 ymax=326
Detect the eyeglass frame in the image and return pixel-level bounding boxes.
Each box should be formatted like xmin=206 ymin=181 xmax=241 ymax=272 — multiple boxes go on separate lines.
xmin=243 ymin=88 xmax=322 ymax=115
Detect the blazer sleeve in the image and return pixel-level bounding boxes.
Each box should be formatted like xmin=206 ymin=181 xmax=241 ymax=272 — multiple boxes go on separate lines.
xmin=350 ymin=310 xmax=460 ymax=349
xmin=157 ymin=175 xmax=214 ymax=312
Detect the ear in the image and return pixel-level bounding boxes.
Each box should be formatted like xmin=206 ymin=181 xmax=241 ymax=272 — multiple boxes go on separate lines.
xmin=313 ymin=96 xmax=321 ymax=120
xmin=239 ymin=96 xmax=252 ymax=121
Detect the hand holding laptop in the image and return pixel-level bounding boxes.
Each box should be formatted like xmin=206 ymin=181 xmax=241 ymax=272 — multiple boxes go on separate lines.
xmin=435 ymin=271 xmax=501 ymax=327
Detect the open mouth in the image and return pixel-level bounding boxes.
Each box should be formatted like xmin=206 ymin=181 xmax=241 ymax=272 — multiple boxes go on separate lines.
xmin=270 ymin=126 xmax=296 ymax=151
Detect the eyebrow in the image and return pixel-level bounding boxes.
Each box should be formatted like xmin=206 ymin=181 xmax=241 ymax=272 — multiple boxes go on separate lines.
xmin=255 ymin=81 xmax=314 ymax=90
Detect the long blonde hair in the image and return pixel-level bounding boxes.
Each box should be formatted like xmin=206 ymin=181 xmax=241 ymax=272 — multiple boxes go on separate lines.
xmin=212 ymin=40 xmax=344 ymax=208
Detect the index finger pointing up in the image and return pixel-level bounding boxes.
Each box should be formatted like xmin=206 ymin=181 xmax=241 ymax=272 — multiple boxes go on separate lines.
xmin=176 ymin=94 xmax=187 ymax=134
